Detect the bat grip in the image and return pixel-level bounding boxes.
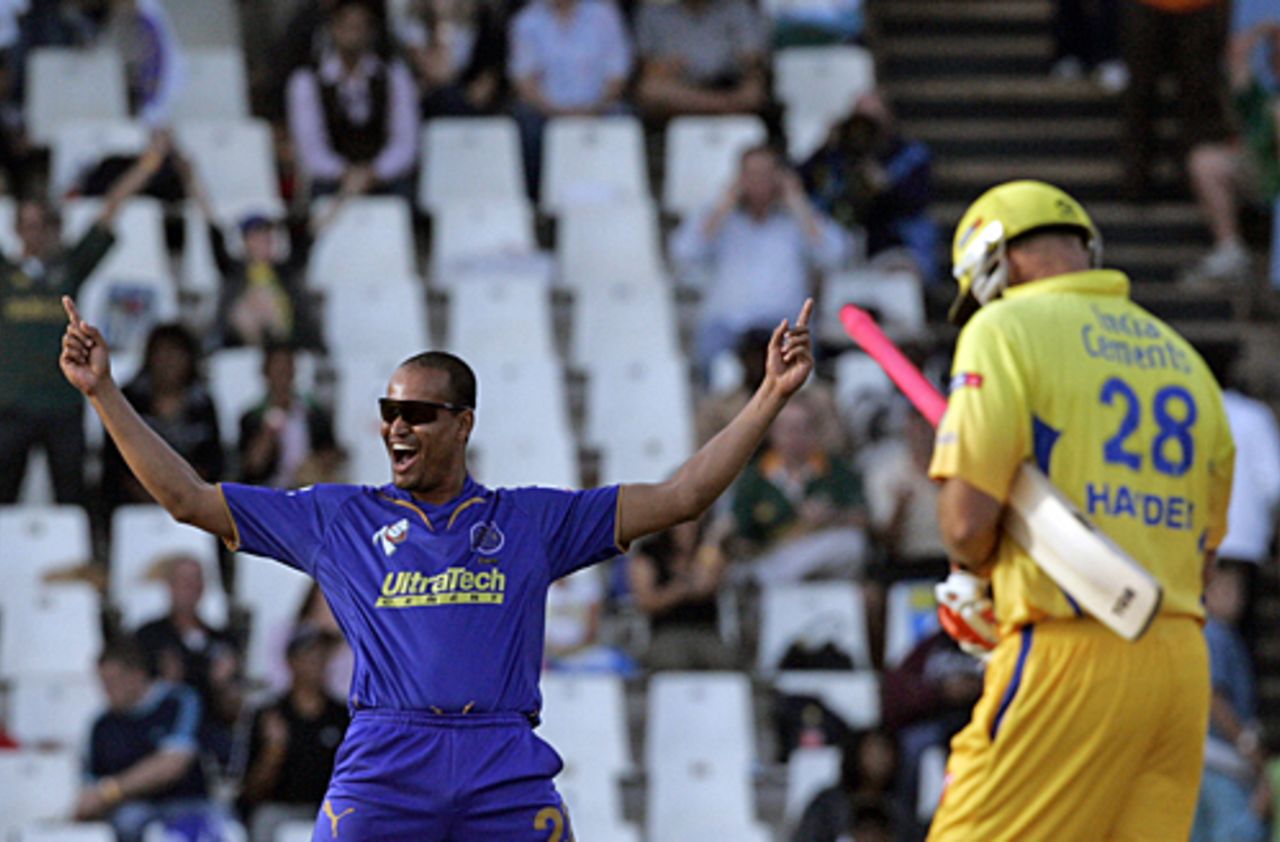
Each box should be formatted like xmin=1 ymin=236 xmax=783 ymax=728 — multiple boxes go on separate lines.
xmin=839 ymin=305 xmax=948 ymax=427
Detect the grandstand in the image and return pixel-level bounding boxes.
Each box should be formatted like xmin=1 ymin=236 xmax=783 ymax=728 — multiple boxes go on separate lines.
xmin=3 ymin=0 xmax=1279 ymax=840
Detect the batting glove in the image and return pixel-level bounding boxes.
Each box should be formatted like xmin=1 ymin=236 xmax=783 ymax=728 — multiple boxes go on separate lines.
xmin=935 ymin=568 xmax=999 ymax=660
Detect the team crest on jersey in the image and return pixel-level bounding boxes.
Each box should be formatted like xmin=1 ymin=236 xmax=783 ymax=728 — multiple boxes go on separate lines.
xmin=373 ymin=518 xmax=411 ymax=557
xmin=470 ymin=522 xmax=505 ymax=556
xmin=949 ymin=372 xmax=984 ymax=392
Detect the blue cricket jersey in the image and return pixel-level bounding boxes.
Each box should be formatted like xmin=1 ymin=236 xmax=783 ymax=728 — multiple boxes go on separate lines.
xmin=220 ymin=477 xmax=623 ymax=715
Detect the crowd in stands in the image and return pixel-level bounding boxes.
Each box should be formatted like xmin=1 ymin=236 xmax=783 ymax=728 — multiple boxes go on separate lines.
xmin=0 ymin=0 xmax=1277 ymax=840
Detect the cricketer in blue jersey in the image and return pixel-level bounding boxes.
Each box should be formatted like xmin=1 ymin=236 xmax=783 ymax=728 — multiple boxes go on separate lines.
xmin=60 ymin=295 xmax=817 ymax=841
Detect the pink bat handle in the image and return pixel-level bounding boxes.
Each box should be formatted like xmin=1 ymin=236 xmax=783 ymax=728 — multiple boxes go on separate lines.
xmin=839 ymin=305 xmax=948 ymax=427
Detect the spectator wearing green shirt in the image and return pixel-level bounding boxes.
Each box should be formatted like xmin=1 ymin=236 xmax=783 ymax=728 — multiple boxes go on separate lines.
xmin=0 ymin=133 xmax=170 ymax=504
xmin=1229 ymin=19 xmax=1280 ymax=289
xmin=731 ymin=389 xmax=867 ymax=584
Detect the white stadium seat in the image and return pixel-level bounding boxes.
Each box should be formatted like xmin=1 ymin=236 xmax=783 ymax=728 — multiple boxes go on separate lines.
xmin=171 ymin=48 xmax=250 ymax=124
xmin=555 ymin=763 xmax=639 ymax=842
xmin=833 ymin=350 xmax=897 ymax=442
xmin=556 ymin=202 xmax=666 ymax=291
xmin=0 ymin=505 xmax=93 ymax=601
xmin=782 ymin=746 xmax=842 ymax=831
xmin=646 ymin=672 xmax=754 ymax=772
xmin=17 ymin=823 xmax=118 ymax=842
xmin=884 ymin=579 xmax=941 ymax=668
xmin=646 ymin=758 xmax=769 ymax=842
xmin=662 ymin=115 xmax=768 ymax=217
xmin=26 ymin=49 xmax=128 ymax=145
xmin=332 ymin=352 xmax=408 ymax=486
xmin=821 ymin=268 xmax=925 ymax=342
xmin=8 ymin=671 xmax=105 ymax=749
xmin=109 ymin=505 xmax=227 ymax=630
xmin=447 ymin=277 xmax=556 ymax=365
xmin=0 ymin=751 xmax=81 ymax=839
xmin=165 ymin=0 xmax=242 ymax=48
xmin=419 ymin=118 xmax=526 ymax=211
xmin=273 ymin=821 xmax=316 ymax=842
xmin=430 ymin=200 xmax=547 ymax=286
xmin=464 ymin=357 xmax=578 ymax=489
xmin=774 ymin=46 xmax=876 ymax=124
xmin=309 ymin=197 xmax=417 ymax=290
xmin=758 ymin=582 xmax=871 ymax=673
xmin=542 ymin=117 xmax=648 ymax=212
xmin=48 ymin=119 xmax=147 ymax=200
xmin=774 ymin=670 xmax=882 ymax=730
xmin=235 ymin=553 xmax=314 ymax=689
xmin=176 ymin=120 xmax=280 ymax=208
xmin=571 ymin=279 xmax=681 ymax=368
xmin=323 ymin=277 xmax=429 ymax=359
xmin=0 ymin=584 xmax=100 ymax=678
xmin=585 ymin=354 xmax=694 ymax=486
xmin=207 ymin=346 xmax=319 ymax=448
xmin=539 ymin=673 xmax=631 ymax=778
xmin=0 ymin=194 xmax=16 ymax=254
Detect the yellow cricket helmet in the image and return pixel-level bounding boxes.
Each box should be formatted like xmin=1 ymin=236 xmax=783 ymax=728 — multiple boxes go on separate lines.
xmin=948 ymin=180 xmax=1101 ymax=325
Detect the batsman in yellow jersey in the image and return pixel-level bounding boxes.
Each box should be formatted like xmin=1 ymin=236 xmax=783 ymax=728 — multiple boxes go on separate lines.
xmin=925 ymin=180 xmax=1235 ymax=841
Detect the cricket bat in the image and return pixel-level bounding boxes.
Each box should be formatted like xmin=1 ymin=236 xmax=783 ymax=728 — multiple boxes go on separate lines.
xmin=839 ymin=305 xmax=1163 ymax=641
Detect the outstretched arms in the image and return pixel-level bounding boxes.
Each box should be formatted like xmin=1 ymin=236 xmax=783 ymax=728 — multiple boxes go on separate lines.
xmin=616 ymin=299 xmax=814 ymax=547
xmin=60 ymin=297 xmax=234 ymax=540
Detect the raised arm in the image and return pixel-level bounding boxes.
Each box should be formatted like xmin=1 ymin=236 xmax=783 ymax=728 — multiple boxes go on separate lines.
xmin=59 ymin=296 xmax=234 ymax=540
xmin=617 ymin=299 xmax=814 ymax=546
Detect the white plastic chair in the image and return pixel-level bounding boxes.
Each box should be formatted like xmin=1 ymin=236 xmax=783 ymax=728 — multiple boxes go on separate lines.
xmin=585 ymin=354 xmax=694 ymax=486
xmin=26 ymin=49 xmax=127 ymax=145
xmin=0 ymin=505 xmax=93 ymax=601
xmin=235 ymin=553 xmax=314 ymax=689
xmin=821 ymin=269 xmax=925 ymax=341
xmin=171 ymin=48 xmax=249 ymax=124
xmin=48 ymin=119 xmax=148 ymax=200
xmin=554 ymin=763 xmax=639 ymax=842
xmin=782 ymin=746 xmax=843 ymax=831
xmin=884 ymin=579 xmax=941 ymax=668
xmin=109 ymin=505 xmax=227 ymax=630
xmin=832 ymin=350 xmax=896 ymax=441
xmin=541 ymin=117 xmax=648 ymax=212
xmin=0 ymin=584 xmax=100 ymax=678
xmin=322 ymin=277 xmax=429 ymax=359
xmin=758 ymin=581 xmax=871 ymax=673
xmin=273 ymin=820 xmax=317 ymax=842
xmin=419 ymin=118 xmax=526 ymax=211
xmin=645 ymin=672 xmax=754 ymax=771
xmin=16 ymin=823 xmax=118 ymax=842
xmin=646 ymin=758 xmax=769 ymax=842
xmin=430 ymin=200 xmax=547 ymax=286
xmin=165 ymin=0 xmax=241 ymax=48
xmin=332 ymin=353 xmax=405 ymax=486
xmin=571 ymin=279 xmax=681 ymax=368
xmin=0 ymin=194 xmax=16 ymax=255
xmin=175 ymin=120 xmax=280 ymax=208
xmin=539 ymin=673 xmax=631 ymax=779
xmin=774 ymin=670 xmax=882 ymax=730
xmin=556 ymin=201 xmax=666 ymax=291
xmin=774 ymin=46 xmax=876 ymax=124
xmin=8 ymin=672 xmax=105 ymax=749
xmin=447 ymin=276 xmax=556 ymax=364
xmin=0 ymin=751 xmax=81 ymax=838
xmin=309 ymin=197 xmax=417 ymax=290
xmin=662 ymin=115 xmax=767 ymax=217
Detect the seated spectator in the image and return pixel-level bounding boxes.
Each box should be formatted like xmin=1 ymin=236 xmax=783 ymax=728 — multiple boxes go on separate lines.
xmin=862 ymin=411 xmax=948 ymax=581
xmin=100 ymin=323 xmax=223 ymax=513
xmin=792 ymin=728 xmax=908 ymax=842
xmin=239 ymin=624 xmax=348 ymax=842
xmin=238 ymin=343 xmax=342 ymax=487
xmin=730 ymin=390 xmax=867 ymax=584
xmin=634 ymin=0 xmax=768 ymax=118
xmin=1229 ymin=20 xmax=1280 ymax=289
xmin=509 ymin=0 xmax=632 ymax=197
xmin=879 ymin=630 xmax=982 ymax=839
xmin=800 ymin=90 xmax=938 ymax=282
xmin=177 ymin=150 xmax=350 ymax=350
xmin=628 ymin=518 xmax=736 ymax=670
xmin=0 ymin=133 xmax=167 ymax=506
xmin=134 ymin=554 xmax=242 ymax=765
xmin=1192 ymin=564 xmax=1270 ymax=842
xmin=74 ymin=637 xmax=229 ymax=842
xmin=1050 ymin=0 xmax=1125 ymax=91
xmin=286 ymin=0 xmax=419 ymax=201
xmin=544 ymin=567 xmax=636 ymax=674
xmin=396 ymin=0 xmax=505 ymax=118
xmin=297 ymin=583 xmax=355 ymax=699
xmin=671 ymin=143 xmax=854 ymax=378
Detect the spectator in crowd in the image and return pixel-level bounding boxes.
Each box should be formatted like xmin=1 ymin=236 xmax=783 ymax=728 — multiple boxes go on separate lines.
xmin=286 ymin=0 xmax=419 ymax=201
xmin=296 ymin=582 xmax=354 ymax=700
xmin=1192 ymin=564 xmax=1271 ymax=842
xmin=134 ymin=553 xmax=242 ymax=764
xmin=508 ymin=0 xmax=632 ymax=198
xmin=0 ymin=134 xmax=166 ymax=505
xmin=1121 ymin=0 xmax=1250 ymax=283
xmin=880 ymin=629 xmax=983 ymax=839
xmin=396 ymin=0 xmax=506 ymax=118
xmin=0 ymin=49 xmax=29 ymax=195
xmin=862 ymin=410 xmax=948 ymax=582
xmin=239 ymin=624 xmax=349 ymax=842
xmin=100 ymin=322 xmax=223 ymax=512
xmin=1229 ymin=19 xmax=1280 ymax=289
xmin=544 ymin=567 xmax=636 ymax=673
xmin=730 ymin=389 xmax=867 ymax=584
xmin=238 ymin=343 xmax=342 ymax=488
xmin=75 ymin=637 xmax=228 ymax=842
xmin=800 ymin=90 xmax=938 ymax=283
xmin=178 ymin=150 xmax=349 ymax=351
xmin=671 ymin=143 xmax=854 ymax=377
xmin=792 ymin=728 xmax=908 ymax=842
xmin=634 ymin=0 xmax=768 ymax=118
xmin=102 ymin=0 xmax=185 ymax=127
xmin=1051 ymin=0 xmax=1126 ymax=90
xmin=627 ymin=517 xmax=736 ymax=670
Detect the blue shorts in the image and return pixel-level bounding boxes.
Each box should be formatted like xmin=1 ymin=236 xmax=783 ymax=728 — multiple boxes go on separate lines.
xmin=312 ymin=709 xmax=575 ymax=842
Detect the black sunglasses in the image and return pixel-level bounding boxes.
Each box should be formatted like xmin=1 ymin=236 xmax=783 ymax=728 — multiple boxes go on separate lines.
xmin=378 ymin=398 xmax=470 ymax=426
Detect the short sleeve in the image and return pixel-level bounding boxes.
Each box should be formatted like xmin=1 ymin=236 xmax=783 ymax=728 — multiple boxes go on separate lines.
xmin=157 ymin=685 xmax=202 ymax=753
xmin=514 ymin=485 xmax=623 ymax=579
xmin=219 ymin=482 xmax=354 ymax=576
xmin=928 ymin=313 xmax=1030 ymax=502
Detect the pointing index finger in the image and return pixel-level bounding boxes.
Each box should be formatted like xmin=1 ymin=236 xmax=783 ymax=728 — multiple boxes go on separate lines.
xmin=62 ymin=295 xmax=81 ymax=326
xmin=795 ymin=298 xmax=814 ymax=330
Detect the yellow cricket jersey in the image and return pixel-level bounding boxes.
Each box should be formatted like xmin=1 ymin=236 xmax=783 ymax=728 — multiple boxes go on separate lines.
xmin=928 ymin=269 xmax=1234 ymax=633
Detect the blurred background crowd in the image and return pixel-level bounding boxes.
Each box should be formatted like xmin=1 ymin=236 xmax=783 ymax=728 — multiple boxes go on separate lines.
xmin=0 ymin=0 xmax=1279 ymax=840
